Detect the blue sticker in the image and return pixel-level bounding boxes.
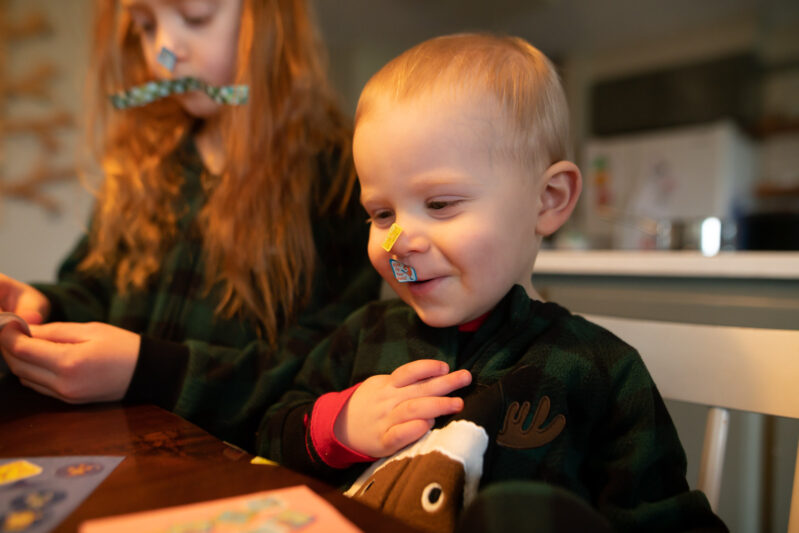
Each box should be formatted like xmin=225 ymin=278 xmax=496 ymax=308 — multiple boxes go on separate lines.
xmin=157 ymin=47 xmax=177 ymax=72
xmin=389 ymin=259 xmax=417 ymax=283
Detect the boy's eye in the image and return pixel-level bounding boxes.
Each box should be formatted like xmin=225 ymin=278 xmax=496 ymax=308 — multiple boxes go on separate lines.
xmin=367 ymin=210 xmax=394 ymax=228
xmin=426 ymin=199 xmax=462 ymax=213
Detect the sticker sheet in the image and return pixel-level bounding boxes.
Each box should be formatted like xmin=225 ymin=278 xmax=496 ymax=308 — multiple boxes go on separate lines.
xmin=79 ymin=485 xmax=362 ymax=533
xmin=0 ymin=456 xmax=124 ymax=533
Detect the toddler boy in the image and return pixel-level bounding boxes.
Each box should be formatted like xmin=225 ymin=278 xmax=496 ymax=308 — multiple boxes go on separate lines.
xmin=260 ymin=33 xmax=726 ymax=533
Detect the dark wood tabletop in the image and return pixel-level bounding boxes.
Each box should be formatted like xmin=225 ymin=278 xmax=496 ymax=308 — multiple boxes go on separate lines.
xmin=0 ymin=373 xmax=411 ymax=532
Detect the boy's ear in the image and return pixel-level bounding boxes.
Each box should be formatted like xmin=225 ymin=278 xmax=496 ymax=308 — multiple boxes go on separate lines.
xmin=535 ymin=161 xmax=582 ymax=237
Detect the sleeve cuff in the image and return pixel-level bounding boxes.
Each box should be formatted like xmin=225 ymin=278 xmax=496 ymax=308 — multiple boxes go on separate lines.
xmin=124 ymin=335 xmax=190 ymax=409
xmin=308 ymin=383 xmax=376 ymax=468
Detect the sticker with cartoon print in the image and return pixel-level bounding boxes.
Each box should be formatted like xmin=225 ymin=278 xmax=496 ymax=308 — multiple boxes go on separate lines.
xmin=55 ymin=462 xmax=104 ymax=478
xmin=389 ymin=259 xmax=417 ymax=283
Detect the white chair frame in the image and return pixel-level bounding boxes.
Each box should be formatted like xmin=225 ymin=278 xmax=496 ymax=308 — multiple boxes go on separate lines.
xmin=584 ymin=314 xmax=799 ymax=532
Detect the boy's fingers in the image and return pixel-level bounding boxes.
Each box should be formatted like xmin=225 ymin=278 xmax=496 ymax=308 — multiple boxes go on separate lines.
xmin=390 ymin=359 xmax=450 ymax=388
xmin=412 ymin=369 xmax=472 ymax=398
xmin=393 ymin=396 xmax=464 ymax=425
xmin=381 ymin=419 xmax=433 ymax=456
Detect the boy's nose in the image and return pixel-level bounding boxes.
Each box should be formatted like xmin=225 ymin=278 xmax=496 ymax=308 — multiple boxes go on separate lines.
xmin=389 ymin=222 xmax=430 ymax=258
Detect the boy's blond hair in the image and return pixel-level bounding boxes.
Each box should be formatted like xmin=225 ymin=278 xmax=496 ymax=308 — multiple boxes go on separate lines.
xmin=355 ymin=33 xmax=570 ymax=174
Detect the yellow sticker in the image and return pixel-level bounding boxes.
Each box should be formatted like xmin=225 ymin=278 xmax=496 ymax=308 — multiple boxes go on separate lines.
xmin=381 ymin=223 xmax=403 ymax=252
xmin=3 ymin=509 xmax=39 ymax=530
xmin=0 ymin=460 xmax=43 ymax=486
xmin=250 ymin=456 xmax=278 ymax=466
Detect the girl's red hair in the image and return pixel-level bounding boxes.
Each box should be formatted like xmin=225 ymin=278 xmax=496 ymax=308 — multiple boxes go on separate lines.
xmin=80 ymin=0 xmax=355 ymax=344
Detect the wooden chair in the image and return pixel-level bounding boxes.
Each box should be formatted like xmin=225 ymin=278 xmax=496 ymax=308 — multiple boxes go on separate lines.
xmin=584 ymin=314 xmax=799 ymax=532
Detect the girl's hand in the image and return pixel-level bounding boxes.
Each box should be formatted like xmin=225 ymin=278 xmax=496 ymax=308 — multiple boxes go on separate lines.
xmin=0 ymin=322 xmax=140 ymax=403
xmin=0 ymin=273 xmax=50 ymax=324
xmin=334 ymin=359 xmax=472 ymax=458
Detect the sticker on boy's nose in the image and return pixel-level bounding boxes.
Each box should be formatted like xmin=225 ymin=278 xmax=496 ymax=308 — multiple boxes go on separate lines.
xmin=157 ymin=46 xmax=177 ymax=72
xmin=382 ymin=223 xmax=403 ymax=252
xmin=389 ymin=259 xmax=417 ymax=283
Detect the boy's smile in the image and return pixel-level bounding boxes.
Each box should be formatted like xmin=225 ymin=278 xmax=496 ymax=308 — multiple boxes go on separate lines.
xmin=355 ymin=92 xmax=545 ymax=327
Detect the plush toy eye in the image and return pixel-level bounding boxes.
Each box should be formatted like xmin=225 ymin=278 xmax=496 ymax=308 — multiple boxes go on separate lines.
xmin=421 ymin=482 xmax=445 ymax=512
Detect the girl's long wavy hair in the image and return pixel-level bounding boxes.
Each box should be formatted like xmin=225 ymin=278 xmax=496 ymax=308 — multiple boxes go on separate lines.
xmin=80 ymin=0 xmax=355 ymax=344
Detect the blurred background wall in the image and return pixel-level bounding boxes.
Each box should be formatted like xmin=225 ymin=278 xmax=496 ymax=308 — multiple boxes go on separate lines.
xmin=0 ymin=0 xmax=93 ymax=282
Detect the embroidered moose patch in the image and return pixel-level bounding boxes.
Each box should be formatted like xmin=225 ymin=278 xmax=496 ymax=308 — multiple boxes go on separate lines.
xmin=497 ymin=395 xmax=565 ymax=449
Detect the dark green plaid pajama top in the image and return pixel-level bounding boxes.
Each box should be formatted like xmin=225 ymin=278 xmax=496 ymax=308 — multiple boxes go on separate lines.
xmin=31 ymin=137 xmax=381 ymax=450
xmin=262 ymin=285 xmax=726 ymax=532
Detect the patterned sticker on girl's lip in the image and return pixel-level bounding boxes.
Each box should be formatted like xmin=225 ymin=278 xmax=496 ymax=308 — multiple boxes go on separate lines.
xmin=157 ymin=46 xmax=177 ymax=72
xmin=389 ymin=258 xmax=417 ymax=283
xmin=109 ymin=77 xmax=249 ymax=109
xmin=382 ymin=223 xmax=402 ymax=252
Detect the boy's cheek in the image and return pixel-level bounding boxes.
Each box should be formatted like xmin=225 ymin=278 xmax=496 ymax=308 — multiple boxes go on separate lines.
xmin=366 ymin=242 xmax=388 ymax=276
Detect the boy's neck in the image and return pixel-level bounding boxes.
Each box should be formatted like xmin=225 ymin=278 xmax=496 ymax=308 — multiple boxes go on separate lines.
xmin=456 ymin=282 xmax=543 ymax=333
xmin=458 ymin=313 xmax=489 ymax=332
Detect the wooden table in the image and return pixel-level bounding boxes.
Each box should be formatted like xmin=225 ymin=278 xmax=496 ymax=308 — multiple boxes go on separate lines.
xmin=0 ymin=374 xmax=411 ymax=532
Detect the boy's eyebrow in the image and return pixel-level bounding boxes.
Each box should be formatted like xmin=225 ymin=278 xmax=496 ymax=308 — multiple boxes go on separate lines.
xmin=407 ymin=173 xmax=481 ymax=190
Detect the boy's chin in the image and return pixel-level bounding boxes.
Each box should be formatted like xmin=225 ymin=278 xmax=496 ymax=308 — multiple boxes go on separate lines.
xmin=406 ymin=304 xmax=464 ymax=329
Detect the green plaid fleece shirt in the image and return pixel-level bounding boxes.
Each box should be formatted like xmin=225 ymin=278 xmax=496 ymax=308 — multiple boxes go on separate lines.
xmin=32 ymin=138 xmax=381 ymax=449
xmin=261 ymin=285 xmax=726 ymax=532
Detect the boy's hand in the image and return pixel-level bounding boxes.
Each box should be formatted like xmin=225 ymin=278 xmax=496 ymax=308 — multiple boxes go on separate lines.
xmin=334 ymin=359 xmax=472 ymax=458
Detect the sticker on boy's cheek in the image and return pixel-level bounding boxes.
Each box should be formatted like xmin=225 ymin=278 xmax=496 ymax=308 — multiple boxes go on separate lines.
xmin=382 ymin=223 xmax=403 ymax=252
xmin=157 ymin=46 xmax=177 ymax=72
xmin=389 ymin=258 xmax=417 ymax=283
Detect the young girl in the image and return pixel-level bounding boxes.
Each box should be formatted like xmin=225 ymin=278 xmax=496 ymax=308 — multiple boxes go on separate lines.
xmin=0 ymin=0 xmax=380 ymax=448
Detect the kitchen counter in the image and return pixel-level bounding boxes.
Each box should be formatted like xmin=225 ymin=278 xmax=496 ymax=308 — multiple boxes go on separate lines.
xmin=536 ymin=250 xmax=799 ymax=279
xmin=532 ymin=250 xmax=799 ymax=330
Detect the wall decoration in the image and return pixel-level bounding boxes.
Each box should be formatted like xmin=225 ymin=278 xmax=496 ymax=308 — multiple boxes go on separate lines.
xmin=0 ymin=0 xmax=76 ymax=215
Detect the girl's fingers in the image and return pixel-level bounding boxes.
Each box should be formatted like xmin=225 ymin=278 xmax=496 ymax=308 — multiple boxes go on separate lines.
xmin=1 ymin=329 xmax=69 ymax=373
xmin=5 ymin=354 xmax=59 ymax=392
xmin=19 ymin=377 xmax=61 ymax=401
xmin=390 ymin=359 xmax=450 ymax=388
xmin=29 ymin=322 xmax=89 ymax=343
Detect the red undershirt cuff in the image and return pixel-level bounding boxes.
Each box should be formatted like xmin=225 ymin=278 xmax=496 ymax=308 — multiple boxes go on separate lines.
xmin=308 ymin=383 xmax=376 ymax=469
